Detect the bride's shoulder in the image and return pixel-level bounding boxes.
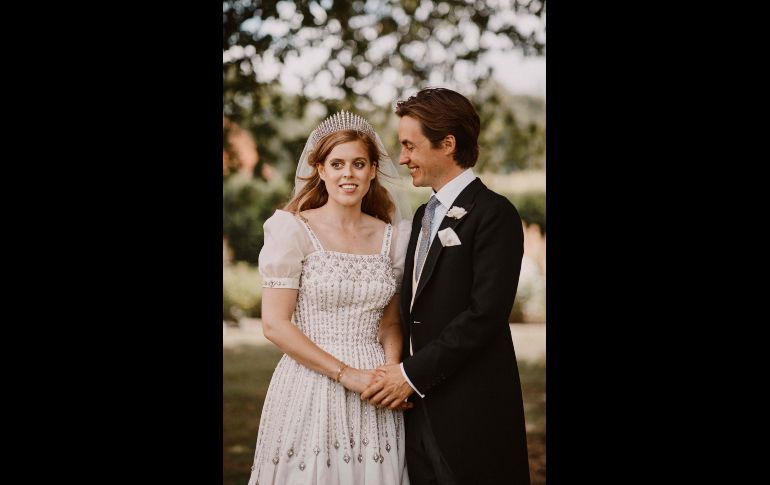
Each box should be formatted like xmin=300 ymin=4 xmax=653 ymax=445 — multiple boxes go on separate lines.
xmin=390 ymin=219 xmax=413 ymax=256
xmin=393 ymin=218 xmax=413 ymax=237
xmin=262 ymin=209 xmax=315 ymax=256
xmin=265 ymin=209 xmax=304 ymax=233
xmin=296 ymin=207 xmax=321 ymax=221
xmin=362 ymin=213 xmax=387 ymax=229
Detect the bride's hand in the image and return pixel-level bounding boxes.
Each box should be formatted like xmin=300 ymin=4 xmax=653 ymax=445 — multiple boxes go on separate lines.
xmin=340 ymin=368 xmax=414 ymax=411
xmin=357 ymin=370 xmax=414 ymax=411
xmin=339 ymin=368 xmax=377 ymax=395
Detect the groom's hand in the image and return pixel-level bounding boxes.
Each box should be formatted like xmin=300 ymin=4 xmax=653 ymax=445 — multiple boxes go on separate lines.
xmin=361 ymin=364 xmax=414 ymax=410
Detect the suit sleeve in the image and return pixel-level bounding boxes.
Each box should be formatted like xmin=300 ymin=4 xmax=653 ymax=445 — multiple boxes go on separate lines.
xmin=402 ymin=197 xmax=524 ymax=394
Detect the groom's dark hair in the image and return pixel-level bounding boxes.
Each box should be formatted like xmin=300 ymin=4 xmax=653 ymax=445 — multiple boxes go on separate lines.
xmin=395 ymin=87 xmax=480 ymax=168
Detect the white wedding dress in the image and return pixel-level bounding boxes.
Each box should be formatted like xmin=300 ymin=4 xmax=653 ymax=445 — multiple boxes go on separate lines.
xmin=248 ymin=210 xmax=411 ymax=485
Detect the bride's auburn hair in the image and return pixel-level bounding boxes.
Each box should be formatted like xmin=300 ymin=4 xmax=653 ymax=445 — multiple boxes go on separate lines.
xmin=285 ymin=130 xmax=395 ymax=223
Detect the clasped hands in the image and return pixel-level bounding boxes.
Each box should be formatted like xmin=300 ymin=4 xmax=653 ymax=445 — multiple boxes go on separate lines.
xmin=362 ymin=364 xmax=414 ymax=411
xmin=339 ymin=363 xmax=414 ymax=410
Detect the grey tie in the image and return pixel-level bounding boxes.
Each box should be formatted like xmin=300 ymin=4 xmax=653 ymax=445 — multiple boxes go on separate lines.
xmin=415 ymin=196 xmax=440 ymax=280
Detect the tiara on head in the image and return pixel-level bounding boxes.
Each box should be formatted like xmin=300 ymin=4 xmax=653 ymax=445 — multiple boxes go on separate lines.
xmin=310 ymin=110 xmax=377 ymax=146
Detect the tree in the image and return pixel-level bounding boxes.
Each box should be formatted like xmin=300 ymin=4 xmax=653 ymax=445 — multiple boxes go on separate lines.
xmin=474 ymin=81 xmax=545 ymax=172
xmin=223 ymin=0 xmax=546 ymax=178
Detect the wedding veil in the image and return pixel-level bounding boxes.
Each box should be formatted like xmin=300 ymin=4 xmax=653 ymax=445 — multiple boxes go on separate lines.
xmin=291 ymin=110 xmax=412 ymax=225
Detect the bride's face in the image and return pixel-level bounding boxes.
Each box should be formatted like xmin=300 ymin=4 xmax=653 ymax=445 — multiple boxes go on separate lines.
xmin=318 ymin=140 xmax=377 ymax=208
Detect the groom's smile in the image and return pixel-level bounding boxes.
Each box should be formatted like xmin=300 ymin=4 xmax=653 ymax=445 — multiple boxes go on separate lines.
xmin=398 ymin=115 xmax=462 ymax=192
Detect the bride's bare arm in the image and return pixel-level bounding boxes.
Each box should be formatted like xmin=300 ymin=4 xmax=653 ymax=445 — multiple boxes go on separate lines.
xmin=261 ymin=287 xmax=375 ymax=393
xmin=377 ymin=295 xmax=403 ymax=365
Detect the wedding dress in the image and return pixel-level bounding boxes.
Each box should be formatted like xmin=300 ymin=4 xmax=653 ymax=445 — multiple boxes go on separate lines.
xmin=248 ymin=210 xmax=411 ymax=485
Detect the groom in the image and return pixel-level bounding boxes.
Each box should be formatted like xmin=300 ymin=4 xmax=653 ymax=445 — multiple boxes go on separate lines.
xmin=361 ymin=88 xmax=531 ymax=484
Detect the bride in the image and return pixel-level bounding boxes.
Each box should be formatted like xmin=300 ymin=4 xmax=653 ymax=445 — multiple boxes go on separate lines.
xmin=247 ymin=111 xmax=412 ymax=484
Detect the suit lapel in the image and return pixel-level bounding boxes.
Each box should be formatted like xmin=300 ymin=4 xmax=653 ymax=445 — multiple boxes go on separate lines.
xmin=412 ymin=178 xmax=484 ymax=305
xmin=401 ymin=205 xmax=423 ymax=323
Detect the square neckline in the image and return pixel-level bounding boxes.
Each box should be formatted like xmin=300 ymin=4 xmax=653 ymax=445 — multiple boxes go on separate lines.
xmin=280 ymin=209 xmax=392 ymax=258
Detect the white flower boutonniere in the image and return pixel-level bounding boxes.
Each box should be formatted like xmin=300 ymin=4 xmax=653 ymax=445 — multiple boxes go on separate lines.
xmin=446 ymin=206 xmax=468 ymax=219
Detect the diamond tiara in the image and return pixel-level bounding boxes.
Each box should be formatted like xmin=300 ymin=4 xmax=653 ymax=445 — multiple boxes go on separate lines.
xmin=310 ymin=110 xmax=377 ymax=146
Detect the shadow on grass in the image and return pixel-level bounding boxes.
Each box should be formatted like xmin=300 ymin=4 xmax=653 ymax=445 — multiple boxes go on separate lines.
xmin=224 ymin=345 xmax=545 ymax=485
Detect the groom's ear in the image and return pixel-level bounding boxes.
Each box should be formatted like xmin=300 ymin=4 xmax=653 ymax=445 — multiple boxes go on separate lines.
xmin=442 ymin=135 xmax=456 ymax=157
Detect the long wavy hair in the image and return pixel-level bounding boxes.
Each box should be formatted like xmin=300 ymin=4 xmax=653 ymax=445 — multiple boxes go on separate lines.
xmin=285 ymin=130 xmax=395 ymax=223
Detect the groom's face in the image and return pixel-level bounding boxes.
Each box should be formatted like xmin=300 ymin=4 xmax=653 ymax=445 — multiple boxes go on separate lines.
xmin=398 ymin=115 xmax=448 ymax=190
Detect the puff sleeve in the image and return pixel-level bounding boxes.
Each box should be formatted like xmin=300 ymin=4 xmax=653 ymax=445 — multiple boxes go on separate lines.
xmin=258 ymin=210 xmax=311 ymax=289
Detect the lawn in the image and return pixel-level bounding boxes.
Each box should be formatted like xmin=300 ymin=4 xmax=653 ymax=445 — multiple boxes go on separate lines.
xmin=224 ymin=345 xmax=545 ymax=484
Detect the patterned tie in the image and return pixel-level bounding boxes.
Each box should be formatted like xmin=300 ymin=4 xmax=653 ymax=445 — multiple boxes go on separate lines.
xmin=415 ymin=196 xmax=440 ymax=281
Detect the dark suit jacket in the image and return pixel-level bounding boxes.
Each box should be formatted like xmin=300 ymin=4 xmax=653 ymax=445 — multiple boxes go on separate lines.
xmin=401 ymin=177 xmax=531 ymax=484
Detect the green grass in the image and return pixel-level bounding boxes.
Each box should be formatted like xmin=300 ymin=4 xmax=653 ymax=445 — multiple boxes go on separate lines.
xmin=223 ymin=345 xmax=285 ymax=485
xmin=224 ymin=345 xmax=545 ymax=485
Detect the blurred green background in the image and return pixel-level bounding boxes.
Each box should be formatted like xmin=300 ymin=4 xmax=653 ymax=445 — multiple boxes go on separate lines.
xmin=223 ymin=1 xmax=546 ymax=483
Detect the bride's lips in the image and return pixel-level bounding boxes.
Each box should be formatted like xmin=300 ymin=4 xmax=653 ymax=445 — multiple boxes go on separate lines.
xmin=338 ymin=183 xmax=358 ymax=193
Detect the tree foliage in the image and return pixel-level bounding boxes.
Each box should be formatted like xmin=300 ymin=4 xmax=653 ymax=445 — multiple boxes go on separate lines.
xmin=223 ymin=0 xmax=546 ymax=177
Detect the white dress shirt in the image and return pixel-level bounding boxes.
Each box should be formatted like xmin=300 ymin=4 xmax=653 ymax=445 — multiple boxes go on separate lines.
xmin=400 ymin=168 xmax=476 ymax=398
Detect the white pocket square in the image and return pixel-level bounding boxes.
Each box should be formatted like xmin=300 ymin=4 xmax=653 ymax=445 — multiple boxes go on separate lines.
xmin=437 ymin=227 xmax=462 ymax=247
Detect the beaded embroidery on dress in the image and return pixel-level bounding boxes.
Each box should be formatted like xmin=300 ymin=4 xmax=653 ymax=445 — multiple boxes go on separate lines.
xmin=248 ymin=211 xmax=409 ymax=485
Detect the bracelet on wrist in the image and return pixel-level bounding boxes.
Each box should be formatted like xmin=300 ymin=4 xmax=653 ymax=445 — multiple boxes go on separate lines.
xmin=335 ymin=362 xmax=349 ymax=382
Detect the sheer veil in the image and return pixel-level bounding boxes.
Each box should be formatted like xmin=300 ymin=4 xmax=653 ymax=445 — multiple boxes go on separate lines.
xmin=292 ymin=111 xmax=412 ymax=226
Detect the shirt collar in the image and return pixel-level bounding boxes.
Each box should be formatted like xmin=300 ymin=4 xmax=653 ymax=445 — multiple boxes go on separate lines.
xmin=433 ymin=168 xmax=476 ymax=210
